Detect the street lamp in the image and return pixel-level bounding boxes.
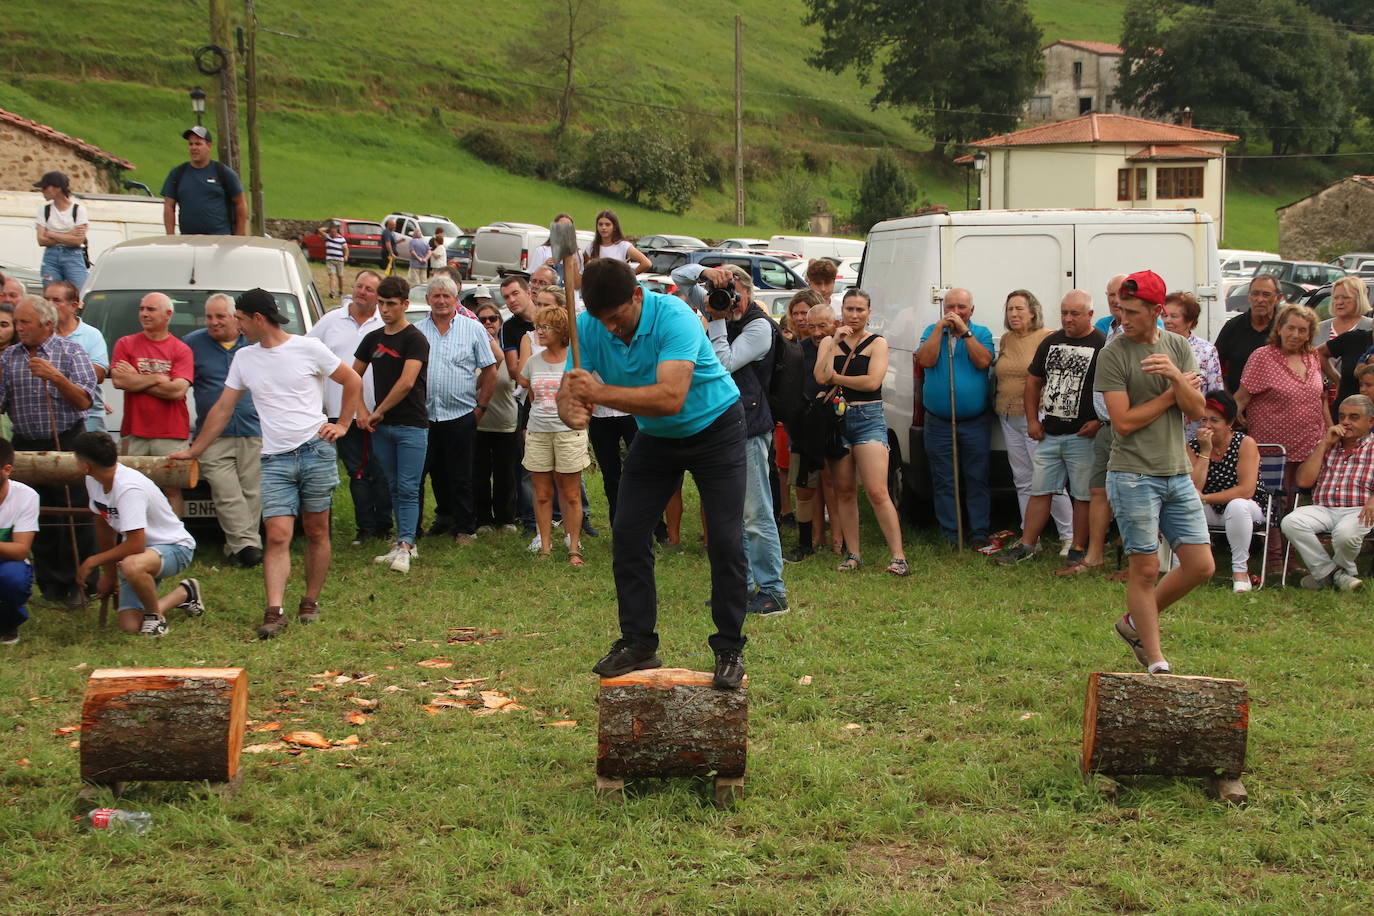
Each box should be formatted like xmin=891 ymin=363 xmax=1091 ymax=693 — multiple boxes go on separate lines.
xmin=189 ymin=87 xmax=206 ymax=126
xmin=972 ymin=151 xmax=987 ymax=209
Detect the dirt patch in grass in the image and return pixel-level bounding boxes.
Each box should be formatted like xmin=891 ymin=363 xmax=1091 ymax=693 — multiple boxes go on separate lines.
xmin=848 ymin=841 xmax=986 ymax=883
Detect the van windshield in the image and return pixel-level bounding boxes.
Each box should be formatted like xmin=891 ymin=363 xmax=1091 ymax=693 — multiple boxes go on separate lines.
xmin=81 ymin=289 xmax=307 ymax=342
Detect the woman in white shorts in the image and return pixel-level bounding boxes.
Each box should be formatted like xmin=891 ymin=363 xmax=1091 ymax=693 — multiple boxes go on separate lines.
xmin=518 ymin=290 xmax=590 ymax=566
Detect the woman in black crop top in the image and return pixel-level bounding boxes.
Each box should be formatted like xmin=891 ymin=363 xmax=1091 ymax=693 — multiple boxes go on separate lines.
xmin=813 ymin=290 xmax=908 ymax=576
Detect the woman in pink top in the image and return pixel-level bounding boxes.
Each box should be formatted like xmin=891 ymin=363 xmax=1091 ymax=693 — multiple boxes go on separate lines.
xmin=1236 ymin=303 xmax=1329 ymax=470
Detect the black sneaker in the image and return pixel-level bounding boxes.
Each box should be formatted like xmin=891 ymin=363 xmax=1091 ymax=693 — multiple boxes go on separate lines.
xmin=996 ymin=542 xmax=1039 ymax=565
xmin=713 ymin=650 xmax=745 ymax=689
xmin=350 ymin=530 xmax=367 ymax=547
xmin=139 ymin=613 xmax=168 ymax=637
xmin=234 ymin=546 xmax=264 ymax=568
xmin=0 ymin=628 xmax=18 ymax=645
xmin=175 ymin=578 xmax=204 ymax=618
xmin=581 ymin=520 xmax=600 ymax=538
xmin=784 ymin=546 xmax=814 ymax=564
xmin=591 ymin=639 xmax=662 ymax=678
xmin=748 ymin=591 xmax=789 ymax=616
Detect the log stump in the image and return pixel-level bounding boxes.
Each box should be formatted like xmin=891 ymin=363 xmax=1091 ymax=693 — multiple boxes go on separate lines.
xmin=597 ymin=668 xmax=747 ymax=805
xmin=80 ymin=668 xmax=248 ymax=785
xmin=1082 ymin=672 xmax=1248 ymax=780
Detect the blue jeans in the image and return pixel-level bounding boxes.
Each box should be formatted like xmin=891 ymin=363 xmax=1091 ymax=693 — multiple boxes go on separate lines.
xmin=0 ymin=559 xmax=33 ymax=633
xmin=261 ymin=438 xmax=340 ymax=517
xmin=335 ymin=423 xmax=392 ymax=535
xmin=41 ymin=245 xmax=87 ymax=289
xmin=743 ymin=432 xmax=785 ymax=599
xmin=924 ymin=412 xmax=992 ymax=542
xmin=371 ymin=424 xmax=429 ymax=545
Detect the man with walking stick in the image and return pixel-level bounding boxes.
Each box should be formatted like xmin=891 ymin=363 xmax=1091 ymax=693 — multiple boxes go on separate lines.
xmin=918 ymin=289 xmax=994 ymax=549
xmin=0 ymin=296 xmax=98 ymax=606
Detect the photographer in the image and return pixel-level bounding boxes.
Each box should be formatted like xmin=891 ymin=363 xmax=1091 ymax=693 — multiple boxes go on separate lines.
xmin=672 ymin=263 xmax=787 ymax=616
xmin=558 ymin=258 xmax=748 ymax=690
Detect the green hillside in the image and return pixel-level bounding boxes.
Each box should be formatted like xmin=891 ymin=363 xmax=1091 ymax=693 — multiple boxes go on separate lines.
xmin=2 ymin=0 xmax=1321 ymax=248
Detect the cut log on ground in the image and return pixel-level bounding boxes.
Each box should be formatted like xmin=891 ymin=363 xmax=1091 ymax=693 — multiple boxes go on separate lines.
xmin=1082 ymin=672 xmax=1248 ymax=779
xmin=11 ymin=452 xmax=198 ymax=489
xmin=80 ymin=668 xmax=248 ymax=784
xmin=597 ymin=667 xmax=748 ymax=780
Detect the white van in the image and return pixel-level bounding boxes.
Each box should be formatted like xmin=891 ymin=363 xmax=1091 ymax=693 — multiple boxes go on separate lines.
xmin=860 ymin=208 xmax=1220 ymax=506
xmin=768 ymin=235 xmax=866 ymax=261
xmin=0 ymin=189 xmax=166 ymax=286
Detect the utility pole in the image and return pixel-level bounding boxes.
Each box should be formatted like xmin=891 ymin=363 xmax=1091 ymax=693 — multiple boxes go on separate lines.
xmin=208 ymin=0 xmax=241 ymax=173
xmin=734 ymin=15 xmax=745 ymax=227
xmin=244 ymin=0 xmax=265 ymax=236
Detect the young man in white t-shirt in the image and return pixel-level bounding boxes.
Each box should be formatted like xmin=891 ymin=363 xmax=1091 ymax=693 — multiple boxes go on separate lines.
xmin=0 ymin=438 xmax=40 ymax=645
xmin=74 ymin=431 xmax=201 ymax=637
xmin=172 ymin=289 xmax=363 ymax=639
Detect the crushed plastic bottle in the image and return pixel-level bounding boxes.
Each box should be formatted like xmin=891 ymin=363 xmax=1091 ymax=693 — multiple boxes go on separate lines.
xmin=75 ymin=807 xmax=152 ymax=835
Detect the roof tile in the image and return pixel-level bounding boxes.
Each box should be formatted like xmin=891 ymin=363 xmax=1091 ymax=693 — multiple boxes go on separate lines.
xmin=970 ymin=113 xmax=1238 ymax=149
xmin=1043 ymin=39 xmax=1125 ymax=55
xmin=0 ymin=107 xmax=136 ymax=171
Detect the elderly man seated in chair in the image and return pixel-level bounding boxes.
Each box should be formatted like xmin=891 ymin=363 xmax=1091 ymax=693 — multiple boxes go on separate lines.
xmin=1281 ymin=394 xmax=1374 ymax=592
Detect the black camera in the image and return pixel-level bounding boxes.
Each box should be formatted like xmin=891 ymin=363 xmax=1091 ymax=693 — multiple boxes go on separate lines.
xmin=702 ymin=281 xmax=739 ymax=315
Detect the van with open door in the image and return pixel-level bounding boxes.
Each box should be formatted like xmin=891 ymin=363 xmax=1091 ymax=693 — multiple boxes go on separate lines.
xmin=860 ymin=208 xmax=1220 ymax=511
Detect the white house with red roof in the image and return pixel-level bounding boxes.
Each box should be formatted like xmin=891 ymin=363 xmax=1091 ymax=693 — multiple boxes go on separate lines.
xmin=1028 ymin=40 xmax=1143 ymax=123
xmin=961 ymin=112 xmax=1239 ymax=235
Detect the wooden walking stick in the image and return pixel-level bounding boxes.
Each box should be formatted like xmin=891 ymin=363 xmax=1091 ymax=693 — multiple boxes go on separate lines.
xmin=44 ymin=383 xmax=88 ymax=606
xmin=947 ymin=330 xmax=964 ymax=552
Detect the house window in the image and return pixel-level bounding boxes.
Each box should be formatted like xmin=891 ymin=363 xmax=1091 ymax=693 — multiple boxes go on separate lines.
xmin=1156 ymin=166 xmax=1204 ymax=199
xmin=1073 ymin=61 xmax=1083 ymax=89
xmin=1028 ymin=96 xmax=1052 ymax=120
xmin=1118 ymin=168 xmax=1151 ymax=201
xmin=1079 ymin=97 xmax=1093 ymax=115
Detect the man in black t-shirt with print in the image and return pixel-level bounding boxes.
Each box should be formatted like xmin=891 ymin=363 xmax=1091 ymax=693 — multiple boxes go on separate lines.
xmin=352 ymin=276 xmax=430 ymax=573
xmin=999 ymin=290 xmax=1107 ymax=566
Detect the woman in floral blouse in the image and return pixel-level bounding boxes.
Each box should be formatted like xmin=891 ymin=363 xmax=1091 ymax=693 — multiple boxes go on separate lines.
xmin=1162 ymin=291 xmax=1222 ymax=439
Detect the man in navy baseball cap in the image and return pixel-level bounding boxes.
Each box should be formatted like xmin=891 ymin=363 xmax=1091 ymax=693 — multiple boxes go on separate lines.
xmin=161 ymin=124 xmax=244 ymax=236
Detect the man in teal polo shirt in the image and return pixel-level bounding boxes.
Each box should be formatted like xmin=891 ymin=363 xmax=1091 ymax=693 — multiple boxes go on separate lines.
xmin=558 ymin=258 xmax=748 ymax=689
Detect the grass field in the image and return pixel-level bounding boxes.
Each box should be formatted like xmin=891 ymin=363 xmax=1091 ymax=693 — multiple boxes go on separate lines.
xmin=3 ymin=472 xmax=1374 ymax=912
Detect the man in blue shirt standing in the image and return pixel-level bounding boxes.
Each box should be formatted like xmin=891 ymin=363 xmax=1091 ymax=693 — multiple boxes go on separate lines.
xmin=160 ymin=126 xmax=246 ymax=236
xmin=183 ymin=293 xmax=264 ymax=568
xmin=559 ymin=259 xmax=749 ymax=689
xmin=917 ymin=288 xmax=995 ymax=548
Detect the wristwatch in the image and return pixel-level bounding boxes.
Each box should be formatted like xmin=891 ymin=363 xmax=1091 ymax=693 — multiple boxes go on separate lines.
xmin=960 ymin=330 xmax=973 ymax=339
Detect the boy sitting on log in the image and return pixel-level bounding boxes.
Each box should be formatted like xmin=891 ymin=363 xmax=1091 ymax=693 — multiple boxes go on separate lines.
xmin=73 ymin=431 xmax=203 ymax=636
xmin=0 ymin=437 xmax=40 ymax=645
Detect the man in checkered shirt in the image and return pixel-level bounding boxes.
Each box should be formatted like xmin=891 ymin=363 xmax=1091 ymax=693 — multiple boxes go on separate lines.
xmin=0 ymin=295 xmax=98 ymax=605
xmin=1282 ymin=394 xmax=1374 ymax=592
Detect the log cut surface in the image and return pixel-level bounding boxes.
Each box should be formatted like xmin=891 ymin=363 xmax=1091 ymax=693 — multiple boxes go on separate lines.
xmin=1082 ymin=672 xmax=1248 ymax=779
xmin=80 ymin=668 xmax=247 ymax=784
xmin=597 ymin=668 xmax=748 ymax=779
xmin=11 ymin=453 xmax=198 ymax=489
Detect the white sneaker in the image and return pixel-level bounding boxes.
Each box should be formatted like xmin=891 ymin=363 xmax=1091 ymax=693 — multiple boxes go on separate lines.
xmin=1059 ymin=540 xmax=1072 ymax=558
xmin=139 ymin=613 xmax=168 ymax=637
xmin=1333 ymin=570 xmax=1363 ymax=592
xmin=390 ymin=544 xmax=415 ymax=573
xmin=374 ymin=544 xmax=402 ymax=565
xmin=528 ymin=534 xmax=543 ymax=553
xmin=1232 ymin=578 xmax=1253 ymax=594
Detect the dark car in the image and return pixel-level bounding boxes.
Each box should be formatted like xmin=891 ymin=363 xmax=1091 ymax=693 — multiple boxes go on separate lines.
xmin=449 ymin=233 xmax=474 ymax=278
xmin=636 ymin=234 xmax=708 ymax=250
xmin=641 ymin=246 xmax=700 ymax=275
xmin=1254 ymin=260 xmax=1346 ymax=293
xmin=1301 ymin=278 xmax=1374 ymax=320
xmin=301 ymin=219 xmax=386 ymax=264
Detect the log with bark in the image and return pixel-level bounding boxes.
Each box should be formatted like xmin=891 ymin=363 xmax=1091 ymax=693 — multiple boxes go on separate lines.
xmin=79 ymin=668 xmax=248 ymax=784
xmin=11 ymin=452 xmax=198 ymax=488
xmin=597 ymin=668 xmax=748 ymax=780
xmin=1082 ymin=672 xmax=1248 ymax=779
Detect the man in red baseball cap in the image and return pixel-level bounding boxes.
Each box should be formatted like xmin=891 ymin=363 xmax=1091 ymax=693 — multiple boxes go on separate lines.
xmin=1092 ymin=269 xmax=1214 ymax=676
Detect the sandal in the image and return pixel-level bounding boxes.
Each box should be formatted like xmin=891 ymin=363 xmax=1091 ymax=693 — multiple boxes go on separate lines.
xmin=1053 ymin=561 xmax=1103 ymax=577
xmin=886 ymin=557 xmax=909 ymax=577
xmin=837 ymin=554 xmax=862 ymax=571
xmin=1106 ymin=568 xmax=1130 ymax=583
xmin=568 ymin=550 xmax=585 ymax=568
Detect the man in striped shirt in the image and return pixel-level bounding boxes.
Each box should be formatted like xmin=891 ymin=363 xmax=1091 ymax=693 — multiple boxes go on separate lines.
xmin=1282 ymin=394 xmax=1374 ymax=591
xmin=323 ymin=222 xmax=348 ymax=300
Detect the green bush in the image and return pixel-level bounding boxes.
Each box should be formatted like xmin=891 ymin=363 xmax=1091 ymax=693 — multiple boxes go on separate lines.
xmin=850 ymin=151 xmax=915 ymax=234
xmin=459 ymin=127 xmax=540 ymax=176
xmin=577 ymin=124 xmax=704 ymax=214
xmin=776 ymin=173 xmax=814 ymax=232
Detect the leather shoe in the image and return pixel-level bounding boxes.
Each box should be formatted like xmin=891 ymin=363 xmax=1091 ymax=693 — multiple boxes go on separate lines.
xmin=234 ymin=546 xmax=264 ymax=568
xmin=592 ymin=640 xmax=662 ymax=678
xmin=713 ymin=650 xmax=745 ymax=689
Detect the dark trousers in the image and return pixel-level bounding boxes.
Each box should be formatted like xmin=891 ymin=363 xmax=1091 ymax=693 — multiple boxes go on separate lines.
xmin=589 ymin=413 xmax=638 ymax=525
xmin=335 ymin=422 xmax=392 ymax=535
xmin=614 ymin=401 xmax=748 ymax=654
xmin=924 ymin=411 xmax=992 ymax=543
xmin=15 ymin=424 xmax=94 ymax=598
xmin=473 ymin=429 xmax=518 ymax=527
xmin=426 ymin=412 xmax=478 ymax=535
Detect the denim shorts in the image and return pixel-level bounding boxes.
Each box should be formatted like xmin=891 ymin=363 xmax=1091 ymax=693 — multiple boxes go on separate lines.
xmin=1030 ymin=432 xmax=1095 ymax=501
xmin=118 ymin=543 xmax=194 ymax=611
xmin=840 ymin=400 xmax=887 ymax=449
xmin=260 ymin=437 xmax=340 ymax=518
xmin=1106 ymin=471 xmax=1210 ymax=555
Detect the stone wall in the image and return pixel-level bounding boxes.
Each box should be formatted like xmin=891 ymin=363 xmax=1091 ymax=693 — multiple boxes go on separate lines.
xmin=0 ymin=127 xmax=121 ymax=193
xmin=1277 ymin=179 xmax=1374 ymax=261
xmin=265 ymin=217 xmax=319 ymax=242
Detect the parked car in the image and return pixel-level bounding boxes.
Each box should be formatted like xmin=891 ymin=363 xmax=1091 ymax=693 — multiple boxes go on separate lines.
xmin=641 ymin=246 xmax=700 ymax=276
xmin=717 ymin=238 xmax=771 ymax=250
xmin=450 ymin=233 xmax=475 ymax=278
xmin=834 ymin=256 xmax=863 ymax=286
xmin=768 ymin=235 xmax=865 ymax=260
xmin=469 ymin=222 xmax=546 ymax=279
xmin=638 ymin=274 xmax=679 ymax=297
xmin=1330 ymin=252 xmax=1374 ymax=276
xmin=300 ymin=218 xmax=385 ymax=264
xmin=82 ymin=235 xmax=326 ymax=523
xmin=1218 ymin=248 xmax=1280 ymax=280
xmin=0 ymin=260 xmax=44 ymax=295
xmin=636 ymin=234 xmax=708 ymax=250
xmin=1301 ymin=278 xmax=1374 ymax=320
xmin=1224 ymin=278 xmax=1305 ymax=314
xmin=1253 ymin=259 xmax=1346 ymax=292
xmin=386 ymin=212 xmax=466 ymax=263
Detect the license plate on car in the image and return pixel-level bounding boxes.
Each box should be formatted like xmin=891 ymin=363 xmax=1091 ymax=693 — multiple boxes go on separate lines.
xmin=183 ymin=499 xmax=217 ymax=519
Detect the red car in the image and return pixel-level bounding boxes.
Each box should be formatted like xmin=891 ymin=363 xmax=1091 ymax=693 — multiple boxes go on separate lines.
xmin=301 ymin=219 xmax=385 ymax=264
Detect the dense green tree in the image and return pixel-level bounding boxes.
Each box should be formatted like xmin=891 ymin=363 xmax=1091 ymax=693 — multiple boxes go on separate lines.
xmin=577 ymin=125 xmax=703 ymax=214
xmin=805 ymin=0 xmax=1043 ymax=157
xmin=850 ymin=152 xmax=914 ymax=233
xmin=1302 ymin=0 xmax=1374 ymax=29
xmin=1116 ymin=0 xmax=1367 ymax=155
